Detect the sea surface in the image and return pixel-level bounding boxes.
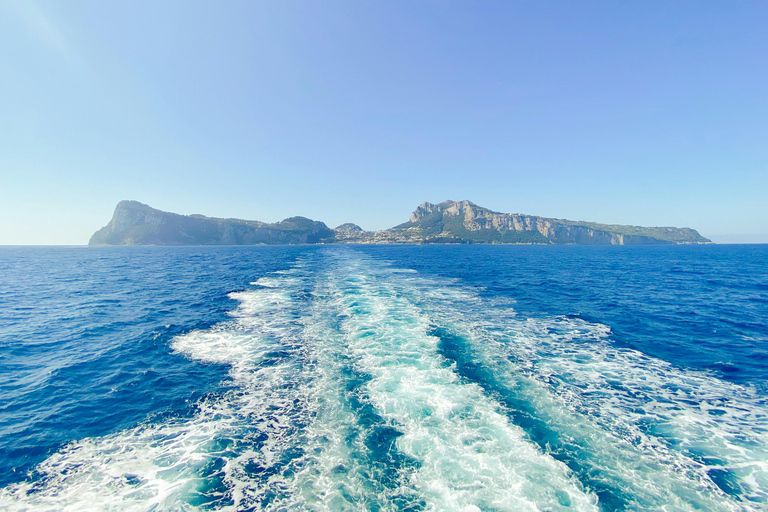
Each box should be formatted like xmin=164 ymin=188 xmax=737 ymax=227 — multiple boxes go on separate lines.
xmin=1 ymin=244 xmax=767 ymax=511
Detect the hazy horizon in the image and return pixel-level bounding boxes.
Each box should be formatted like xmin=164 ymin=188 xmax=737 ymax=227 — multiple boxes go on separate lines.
xmin=1 ymin=1 xmax=766 ymax=244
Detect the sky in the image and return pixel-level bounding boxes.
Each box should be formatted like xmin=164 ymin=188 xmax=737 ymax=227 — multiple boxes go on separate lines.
xmin=1 ymin=1 xmax=766 ymax=244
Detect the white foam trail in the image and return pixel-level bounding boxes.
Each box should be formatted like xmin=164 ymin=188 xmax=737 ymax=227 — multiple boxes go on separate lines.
xmin=3 ymin=248 xmax=766 ymax=511
xmin=508 ymin=317 xmax=768 ymax=506
xmin=1 ymin=261 xmax=428 ymax=511
xmin=318 ymin=252 xmax=599 ymax=511
xmin=0 ymin=271 xmax=318 ymax=511
xmin=224 ymin=276 xmax=426 ymax=509
xmin=387 ymin=263 xmax=768 ymax=511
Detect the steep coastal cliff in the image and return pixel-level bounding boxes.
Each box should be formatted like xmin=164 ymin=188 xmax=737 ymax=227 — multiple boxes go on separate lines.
xmin=89 ymin=201 xmax=335 ymax=245
xmin=387 ymin=200 xmax=710 ymax=244
xmin=89 ymin=200 xmax=710 ymax=245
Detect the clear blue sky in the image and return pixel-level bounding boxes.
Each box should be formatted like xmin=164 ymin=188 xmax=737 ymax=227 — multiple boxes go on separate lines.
xmin=1 ymin=1 xmax=766 ymax=244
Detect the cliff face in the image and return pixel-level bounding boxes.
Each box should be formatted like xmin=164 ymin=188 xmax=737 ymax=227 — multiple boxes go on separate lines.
xmin=90 ymin=199 xmax=711 ymax=246
xmin=89 ymin=201 xmax=335 ymax=245
xmin=387 ymin=200 xmax=710 ymax=245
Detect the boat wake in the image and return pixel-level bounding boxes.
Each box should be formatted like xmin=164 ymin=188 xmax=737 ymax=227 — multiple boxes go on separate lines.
xmin=2 ymin=249 xmax=765 ymax=511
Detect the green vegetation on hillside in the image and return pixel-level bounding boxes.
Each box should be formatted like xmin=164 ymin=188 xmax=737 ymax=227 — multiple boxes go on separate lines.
xmin=562 ymin=220 xmax=710 ymax=243
xmin=90 ymin=199 xmax=711 ymax=246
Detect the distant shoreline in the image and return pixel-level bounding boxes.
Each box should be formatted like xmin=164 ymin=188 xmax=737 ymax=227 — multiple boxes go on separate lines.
xmin=88 ymin=199 xmax=712 ymax=247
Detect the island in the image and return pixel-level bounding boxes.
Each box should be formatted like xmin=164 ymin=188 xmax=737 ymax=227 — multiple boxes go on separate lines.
xmin=89 ymin=200 xmax=711 ymax=246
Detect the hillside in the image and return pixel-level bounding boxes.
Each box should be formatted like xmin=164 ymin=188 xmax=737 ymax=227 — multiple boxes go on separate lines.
xmin=89 ymin=201 xmax=335 ymax=245
xmin=89 ymin=200 xmax=710 ymax=245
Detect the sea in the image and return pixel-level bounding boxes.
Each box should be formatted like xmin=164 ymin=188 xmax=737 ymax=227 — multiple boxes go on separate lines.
xmin=1 ymin=244 xmax=767 ymax=511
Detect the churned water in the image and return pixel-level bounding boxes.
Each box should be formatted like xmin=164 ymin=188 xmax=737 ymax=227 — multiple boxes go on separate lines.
xmin=1 ymin=244 xmax=766 ymax=511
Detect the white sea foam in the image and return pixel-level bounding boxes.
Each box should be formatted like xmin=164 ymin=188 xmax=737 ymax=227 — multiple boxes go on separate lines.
xmin=508 ymin=317 xmax=768 ymax=507
xmin=249 ymin=277 xmax=280 ymax=288
xmin=2 ymin=249 xmax=766 ymax=511
xmin=386 ymin=263 xmax=768 ymax=511
xmin=0 ymin=273 xmax=314 ymax=511
xmin=316 ymin=252 xmax=599 ymax=511
xmin=1 ymin=262 xmax=430 ymax=511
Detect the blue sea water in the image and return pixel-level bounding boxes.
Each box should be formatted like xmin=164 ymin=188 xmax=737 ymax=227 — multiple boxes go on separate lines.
xmin=1 ymin=244 xmax=766 ymax=511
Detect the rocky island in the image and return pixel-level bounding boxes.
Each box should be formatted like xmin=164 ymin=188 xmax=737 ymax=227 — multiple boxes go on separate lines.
xmin=89 ymin=200 xmax=711 ymax=246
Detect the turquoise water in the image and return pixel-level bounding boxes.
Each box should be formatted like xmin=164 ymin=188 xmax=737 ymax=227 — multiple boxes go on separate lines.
xmin=1 ymin=245 xmax=766 ymax=510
